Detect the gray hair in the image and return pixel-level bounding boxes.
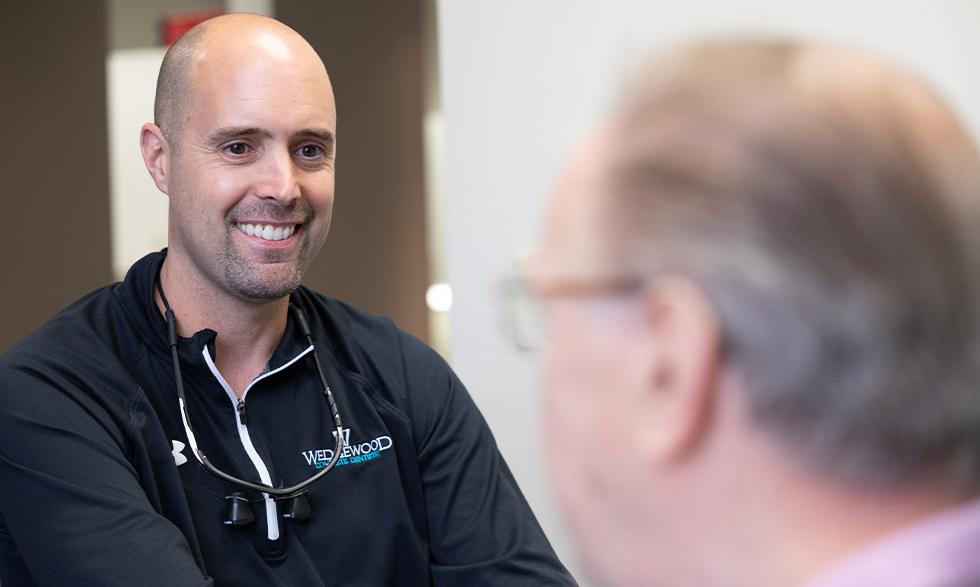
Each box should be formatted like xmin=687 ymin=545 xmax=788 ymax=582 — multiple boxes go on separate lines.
xmin=604 ymin=39 xmax=980 ymax=486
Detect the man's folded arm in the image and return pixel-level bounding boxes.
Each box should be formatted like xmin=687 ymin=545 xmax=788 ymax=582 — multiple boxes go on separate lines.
xmin=400 ymin=334 xmax=578 ymax=586
xmin=0 ymin=366 xmax=212 ymax=587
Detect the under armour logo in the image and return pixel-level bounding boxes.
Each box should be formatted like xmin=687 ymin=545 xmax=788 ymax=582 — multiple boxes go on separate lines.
xmin=171 ymin=440 xmax=188 ymax=466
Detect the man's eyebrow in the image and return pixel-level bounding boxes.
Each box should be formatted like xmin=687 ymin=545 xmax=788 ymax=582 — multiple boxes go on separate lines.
xmin=204 ymin=127 xmax=336 ymax=152
xmin=206 ymin=126 xmax=270 ymax=145
xmin=297 ymin=129 xmax=335 ymax=146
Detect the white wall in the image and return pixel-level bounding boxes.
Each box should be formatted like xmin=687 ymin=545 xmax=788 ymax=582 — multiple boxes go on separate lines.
xmin=436 ymin=1 xmax=980 ymax=584
xmin=107 ymin=48 xmax=170 ymax=280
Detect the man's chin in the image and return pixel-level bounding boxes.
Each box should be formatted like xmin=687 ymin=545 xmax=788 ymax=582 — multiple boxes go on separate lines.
xmin=225 ymin=265 xmax=305 ymax=301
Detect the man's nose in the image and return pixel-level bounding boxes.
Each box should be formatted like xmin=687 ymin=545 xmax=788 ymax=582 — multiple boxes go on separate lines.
xmin=254 ymin=149 xmax=300 ymax=203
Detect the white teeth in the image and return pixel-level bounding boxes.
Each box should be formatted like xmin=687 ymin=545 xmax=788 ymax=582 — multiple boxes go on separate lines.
xmin=236 ymin=223 xmax=297 ymax=241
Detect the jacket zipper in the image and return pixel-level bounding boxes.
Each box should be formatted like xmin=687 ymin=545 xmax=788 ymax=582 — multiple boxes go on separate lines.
xmin=200 ymin=345 xmax=315 ymax=541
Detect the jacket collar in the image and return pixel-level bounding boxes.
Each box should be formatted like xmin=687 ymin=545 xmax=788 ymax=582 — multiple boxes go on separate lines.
xmin=114 ymin=249 xmax=311 ymax=375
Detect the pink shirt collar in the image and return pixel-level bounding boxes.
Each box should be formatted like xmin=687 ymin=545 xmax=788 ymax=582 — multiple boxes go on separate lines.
xmin=803 ymin=497 xmax=980 ymax=587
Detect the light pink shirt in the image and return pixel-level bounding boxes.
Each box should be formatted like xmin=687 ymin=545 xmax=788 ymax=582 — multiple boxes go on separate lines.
xmin=803 ymin=497 xmax=980 ymax=587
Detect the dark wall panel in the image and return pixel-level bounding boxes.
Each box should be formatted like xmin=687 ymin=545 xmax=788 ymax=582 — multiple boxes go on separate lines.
xmin=1 ymin=1 xmax=113 ymax=352
xmin=276 ymin=0 xmax=431 ymax=342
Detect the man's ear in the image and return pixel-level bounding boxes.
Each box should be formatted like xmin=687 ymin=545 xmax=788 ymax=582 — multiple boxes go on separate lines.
xmin=633 ymin=275 xmax=722 ymax=464
xmin=140 ymin=123 xmax=171 ymax=195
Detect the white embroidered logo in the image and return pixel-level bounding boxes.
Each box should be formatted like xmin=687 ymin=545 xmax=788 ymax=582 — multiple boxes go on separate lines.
xmin=171 ymin=440 xmax=188 ymax=466
xmin=300 ymin=428 xmax=393 ymax=470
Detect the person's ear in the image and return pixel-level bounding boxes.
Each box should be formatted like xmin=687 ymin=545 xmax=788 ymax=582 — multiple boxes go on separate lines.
xmin=633 ymin=275 xmax=722 ymax=464
xmin=140 ymin=123 xmax=171 ymax=195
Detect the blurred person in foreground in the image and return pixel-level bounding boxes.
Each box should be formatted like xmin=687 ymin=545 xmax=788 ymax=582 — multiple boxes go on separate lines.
xmin=521 ymin=39 xmax=980 ymax=587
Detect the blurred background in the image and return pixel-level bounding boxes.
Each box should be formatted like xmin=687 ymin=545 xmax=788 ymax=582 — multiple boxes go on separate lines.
xmin=4 ymin=2 xmax=980 ymax=584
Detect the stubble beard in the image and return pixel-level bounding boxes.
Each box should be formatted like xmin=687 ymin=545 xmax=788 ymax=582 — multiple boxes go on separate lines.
xmin=223 ymin=238 xmax=310 ymax=300
xmin=220 ymin=201 xmax=324 ymax=301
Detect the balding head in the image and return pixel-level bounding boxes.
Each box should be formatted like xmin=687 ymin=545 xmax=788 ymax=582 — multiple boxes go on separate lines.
xmin=611 ymin=40 xmax=979 ymax=213
xmin=541 ymin=37 xmax=980 ymax=587
xmin=546 ymin=38 xmax=980 ymax=486
xmin=154 ymin=14 xmax=331 ymax=147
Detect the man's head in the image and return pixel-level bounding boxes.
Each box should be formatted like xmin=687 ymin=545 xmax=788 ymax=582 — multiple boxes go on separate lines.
xmin=141 ymin=13 xmax=336 ymax=302
xmin=535 ymin=39 xmax=980 ymax=586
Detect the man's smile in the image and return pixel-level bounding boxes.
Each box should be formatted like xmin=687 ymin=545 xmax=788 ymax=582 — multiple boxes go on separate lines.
xmin=235 ymin=222 xmax=301 ymax=242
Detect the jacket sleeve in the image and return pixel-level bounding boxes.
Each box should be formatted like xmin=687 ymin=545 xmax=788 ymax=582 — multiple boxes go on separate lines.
xmin=397 ymin=333 xmax=578 ymax=586
xmin=0 ymin=358 xmax=213 ymax=587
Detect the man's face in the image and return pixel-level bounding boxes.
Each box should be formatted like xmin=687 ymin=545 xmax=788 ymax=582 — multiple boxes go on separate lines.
xmin=164 ymin=34 xmax=337 ymax=301
xmin=534 ymin=139 xmax=665 ymax=586
xmin=539 ymin=284 xmax=656 ymax=584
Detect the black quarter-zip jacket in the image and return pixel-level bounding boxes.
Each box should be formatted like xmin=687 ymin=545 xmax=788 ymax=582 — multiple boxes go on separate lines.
xmin=0 ymin=251 xmax=575 ymax=586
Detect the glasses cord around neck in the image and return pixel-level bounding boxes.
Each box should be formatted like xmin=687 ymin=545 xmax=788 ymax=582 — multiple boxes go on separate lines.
xmin=153 ymin=270 xmax=345 ymax=497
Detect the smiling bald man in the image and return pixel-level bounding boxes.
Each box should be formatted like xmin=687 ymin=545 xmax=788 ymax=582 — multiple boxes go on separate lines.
xmin=0 ymin=14 xmax=574 ymax=587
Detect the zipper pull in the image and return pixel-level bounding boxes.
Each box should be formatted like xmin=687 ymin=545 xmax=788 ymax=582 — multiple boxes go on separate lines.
xmin=237 ymin=399 xmax=247 ymax=426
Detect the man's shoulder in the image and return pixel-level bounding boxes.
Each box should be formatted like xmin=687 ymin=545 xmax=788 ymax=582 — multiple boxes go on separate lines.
xmin=293 ymin=286 xmax=452 ymax=394
xmin=296 ymin=287 xmax=396 ymax=333
xmin=1 ymin=282 xmax=139 ymax=401
xmin=293 ymin=286 xmax=424 ymax=355
xmin=5 ymin=251 xmax=166 ymax=370
xmin=4 ymin=284 xmax=117 ymax=358
xmin=0 ymin=281 xmax=149 ymax=458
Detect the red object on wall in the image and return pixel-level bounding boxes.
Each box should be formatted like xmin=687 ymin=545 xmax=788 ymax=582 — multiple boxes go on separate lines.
xmin=162 ymin=9 xmax=225 ymax=46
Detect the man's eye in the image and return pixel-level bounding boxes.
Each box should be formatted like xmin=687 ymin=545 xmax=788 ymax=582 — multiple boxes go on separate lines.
xmin=297 ymin=144 xmax=323 ymax=159
xmin=225 ymin=143 xmax=250 ymax=156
